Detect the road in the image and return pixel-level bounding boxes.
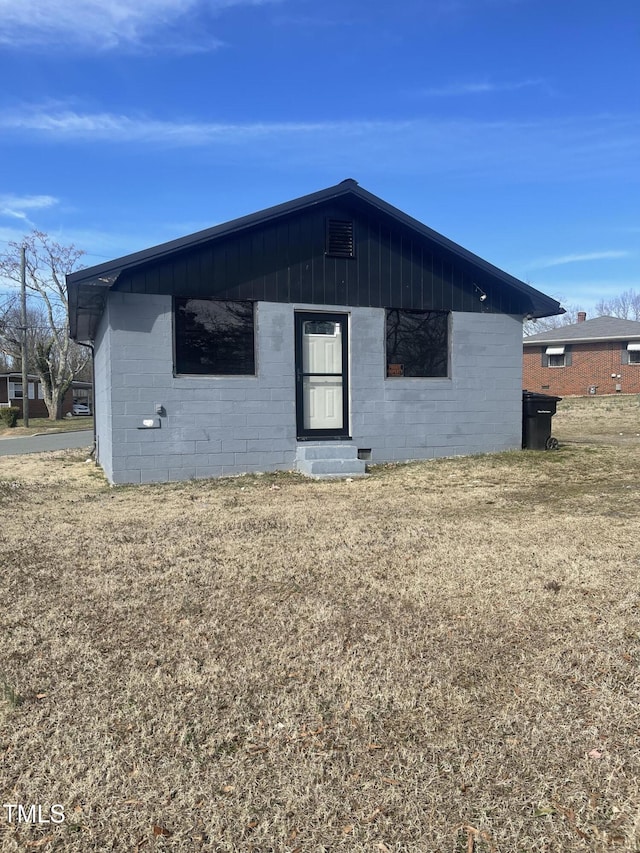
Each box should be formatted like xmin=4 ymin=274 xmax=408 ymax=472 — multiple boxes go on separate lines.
xmin=0 ymin=430 xmax=93 ymax=457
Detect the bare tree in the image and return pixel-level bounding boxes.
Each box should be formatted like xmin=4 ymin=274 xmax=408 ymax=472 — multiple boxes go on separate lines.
xmin=0 ymin=231 xmax=89 ymax=419
xmin=0 ymin=294 xmax=21 ymax=372
xmin=595 ymin=289 xmax=640 ymax=321
xmin=0 ymin=301 xmax=48 ymax=367
xmin=523 ymin=302 xmax=585 ymax=337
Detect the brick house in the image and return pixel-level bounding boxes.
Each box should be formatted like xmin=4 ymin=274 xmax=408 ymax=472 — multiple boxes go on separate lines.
xmin=523 ymin=313 xmax=640 ymax=396
xmin=0 ymin=373 xmax=93 ymax=418
xmin=66 ymin=179 xmax=562 ymax=484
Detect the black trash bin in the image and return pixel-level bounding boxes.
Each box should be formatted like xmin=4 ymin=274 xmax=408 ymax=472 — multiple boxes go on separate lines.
xmin=522 ymin=391 xmax=562 ymax=450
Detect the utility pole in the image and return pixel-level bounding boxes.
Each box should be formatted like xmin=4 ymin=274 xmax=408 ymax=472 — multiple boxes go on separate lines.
xmin=20 ymin=245 xmax=29 ymax=427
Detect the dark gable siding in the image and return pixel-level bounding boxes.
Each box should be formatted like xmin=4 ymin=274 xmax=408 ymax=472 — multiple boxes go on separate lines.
xmin=115 ymin=200 xmax=528 ymax=315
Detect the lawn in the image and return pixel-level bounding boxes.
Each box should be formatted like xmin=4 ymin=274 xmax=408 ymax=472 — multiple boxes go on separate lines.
xmin=0 ymin=416 xmax=93 ymax=438
xmin=0 ymin=397 xmax=639 ymax=851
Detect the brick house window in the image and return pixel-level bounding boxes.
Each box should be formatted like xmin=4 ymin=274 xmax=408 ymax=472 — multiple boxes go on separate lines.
xmin=8 ymin=382 xmax=35 ymax=399
xmin=627 ymin=343 xmax=640 ymax=364
xmin=543 ymin=345 xmax=571 ymax=367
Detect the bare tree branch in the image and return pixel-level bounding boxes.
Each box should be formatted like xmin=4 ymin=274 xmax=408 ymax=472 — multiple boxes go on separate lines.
xmin=595 ymin=289 xmax=640 ymax=321
xmin=0 ymin=231 xmax=88 ymax=419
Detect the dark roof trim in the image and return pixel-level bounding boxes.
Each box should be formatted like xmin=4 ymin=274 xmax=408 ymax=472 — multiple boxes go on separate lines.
xmin=68 ymin=179 xmax=563 ymax=339
xmin=67 ymin=180 xmax=365 ymax=289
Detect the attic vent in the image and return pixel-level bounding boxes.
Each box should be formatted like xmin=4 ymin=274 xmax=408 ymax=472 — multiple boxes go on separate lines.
xmin=326 ymin=219 xmax=355 ymax=258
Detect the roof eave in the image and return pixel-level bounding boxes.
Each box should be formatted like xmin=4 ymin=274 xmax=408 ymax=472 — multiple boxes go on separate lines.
xmin=67 ymin=177 xmax=563 ymax=335
xmin=524 ymin=333 xmax=640 ymax=346
xmin=66 ymin=180 xmax=361 ymax=289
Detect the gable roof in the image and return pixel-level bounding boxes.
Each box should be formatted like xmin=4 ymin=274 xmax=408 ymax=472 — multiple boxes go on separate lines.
xmin=68 ymin=179 xmax=563 ymax=340
xmin=523 ymin=315 xmax=640 ymax=345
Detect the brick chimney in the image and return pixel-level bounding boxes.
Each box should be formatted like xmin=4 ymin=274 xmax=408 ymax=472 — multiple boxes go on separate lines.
xmin=577 ymin=311 xmax=587 ymax=323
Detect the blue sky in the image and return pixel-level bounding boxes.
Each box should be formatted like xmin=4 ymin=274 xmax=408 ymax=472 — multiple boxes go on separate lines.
xmin=0 ymin=0 xmax=638 ymax=316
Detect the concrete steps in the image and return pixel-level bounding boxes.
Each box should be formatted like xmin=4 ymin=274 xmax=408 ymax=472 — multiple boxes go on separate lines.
xmin=295 ymin=444 xmax=368 ymax=479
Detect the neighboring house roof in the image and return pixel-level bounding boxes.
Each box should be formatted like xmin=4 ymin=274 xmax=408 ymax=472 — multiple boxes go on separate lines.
xmin=0 ymin=373 xmax=42 ymax=381
xmin=68 ymin=178 xmax=563 ymax=341
xmin=0 ymin=374 xmax=92 ymax=386
xmin=523 ymin=315 xmax=640 ymax=346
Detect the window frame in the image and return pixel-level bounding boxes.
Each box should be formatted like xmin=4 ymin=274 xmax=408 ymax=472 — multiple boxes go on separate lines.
xmin=384 ymin=308 xmax=450 ymax=379
xmin=547 ymin=353 xmax=566 ymax=368
xmin=544 ymin=345 xmax=569 ymax=368
xmin=173 ymin=298 xmax=257 ymax=377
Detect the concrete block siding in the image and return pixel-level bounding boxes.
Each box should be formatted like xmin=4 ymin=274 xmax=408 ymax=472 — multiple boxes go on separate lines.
xmin=93 ymin=301 xmax=113 ymax=482
xmin=97 ymin=293 xmax=523 ymax=484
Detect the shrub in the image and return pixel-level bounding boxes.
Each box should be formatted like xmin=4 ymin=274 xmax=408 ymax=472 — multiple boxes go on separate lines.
xmin=0 ymin=407 xmax=20 ymax=428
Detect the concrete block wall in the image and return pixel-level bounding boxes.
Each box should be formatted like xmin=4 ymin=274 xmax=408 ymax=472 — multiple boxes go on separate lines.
xmin=350 ymin=308 xmax=522 ymax=462
xmin=106 ymin=295 xmax=297 ymax=484
xmin=93 ymin=303 xmax=114 ymax=481
xmin=99 ymin=294 xmax=523 ymax=484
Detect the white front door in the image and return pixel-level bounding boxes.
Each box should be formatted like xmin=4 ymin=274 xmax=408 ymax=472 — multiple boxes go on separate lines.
xmin=295 ymin=313 xmax=349 ymax=438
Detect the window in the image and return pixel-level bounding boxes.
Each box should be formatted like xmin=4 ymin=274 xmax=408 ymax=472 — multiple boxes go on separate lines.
xmin=174 ymin=299 xmax=255 ymax=376
xmin=627 ymin=343 xmax=640 ymax=364
xmin=385 ymin=309 xmax=449 ymax=378
xmin=8 ymin=382 xmax=35 ymax=398
xmin=545 ymin=345 xmax=568 ymax=367
xmin=303 ymin=320 xmax=339 ymax=336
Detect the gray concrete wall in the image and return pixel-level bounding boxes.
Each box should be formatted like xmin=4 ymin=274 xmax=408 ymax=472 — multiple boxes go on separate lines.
xmin=93 ymin=302 xmax=113 ymax=482
xmin=350 ymin=307 xmax=522 ymax=461
xmin=97 ymin=294 xmax=523 ymax=484
xmin=105 ymin=295 xmax=296 ymax=484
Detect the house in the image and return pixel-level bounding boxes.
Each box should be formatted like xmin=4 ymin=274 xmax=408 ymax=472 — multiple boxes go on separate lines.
xmin=0 ymin=373 xmax=93 ymax=418
xmin=66 ymin=179 xmax=562 ymax=485
xmin=523 ymin=313 xmax=640 ymax=396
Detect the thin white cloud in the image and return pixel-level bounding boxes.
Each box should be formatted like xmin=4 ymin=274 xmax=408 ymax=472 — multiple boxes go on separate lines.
xmin=1 ymin=105 xmax=639 ymax=184
xmin=420 ymin=78 xmax=545 ymax=97
xmin=0 ymin=194 xmax=59 ymax=227
xmin=536 ymin=250 xmax=632 ymax=269
xmin=0 ymin=194 xmax=58 ymax=212
xmin=0 ymin=106 xmax=389 ymax=144
xmin=0 ymin=0 xmax=279 ymax=53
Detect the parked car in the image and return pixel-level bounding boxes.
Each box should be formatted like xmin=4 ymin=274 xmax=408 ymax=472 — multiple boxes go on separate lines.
xmin=72 ymin=403 xmax=91 ymax=416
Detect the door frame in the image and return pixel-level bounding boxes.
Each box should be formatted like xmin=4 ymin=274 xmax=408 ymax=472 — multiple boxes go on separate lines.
xmin=294 ymin=311 xmax=350 ymax=440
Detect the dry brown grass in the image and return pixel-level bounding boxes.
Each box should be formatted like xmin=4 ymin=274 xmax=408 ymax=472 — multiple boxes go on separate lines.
xmin=553 ymin=394 xmax=640 ymax=446
xmin=1 ymin=396 xmax=639 ymax=852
